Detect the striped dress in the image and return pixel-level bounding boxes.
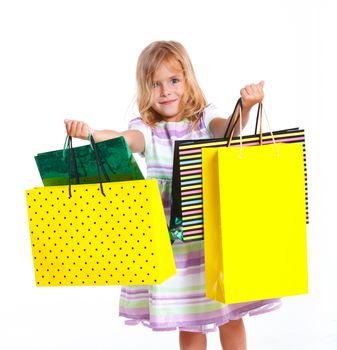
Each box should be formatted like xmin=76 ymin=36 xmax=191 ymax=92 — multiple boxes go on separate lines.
xmin=119 ymin=104 xmax=281 ymax=333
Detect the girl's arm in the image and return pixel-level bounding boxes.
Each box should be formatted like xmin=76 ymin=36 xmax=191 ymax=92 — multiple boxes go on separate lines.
xmin=209 ymin=81 xmax=265 ymax=138
xmin=64 ymin=120 xmax=145 ymax=153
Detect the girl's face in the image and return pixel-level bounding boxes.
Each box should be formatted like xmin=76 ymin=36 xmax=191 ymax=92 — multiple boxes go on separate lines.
xmin=151 ymin=60 xmax=185 ymax=122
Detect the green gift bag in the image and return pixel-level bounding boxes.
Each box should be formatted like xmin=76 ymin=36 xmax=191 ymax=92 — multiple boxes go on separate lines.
xmin=35 ymin=136 xmax=144 ymax=186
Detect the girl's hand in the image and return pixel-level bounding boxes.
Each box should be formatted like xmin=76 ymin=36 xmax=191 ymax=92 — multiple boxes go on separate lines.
xmin=64 ymin=119 xmax=92 ymax=140
xmin=240 ymin=81 xmax=265 ymax=110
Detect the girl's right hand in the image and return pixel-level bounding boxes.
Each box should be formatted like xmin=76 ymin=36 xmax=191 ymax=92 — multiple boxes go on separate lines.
xmin=64 ymin=119 xmax=92 ymax=140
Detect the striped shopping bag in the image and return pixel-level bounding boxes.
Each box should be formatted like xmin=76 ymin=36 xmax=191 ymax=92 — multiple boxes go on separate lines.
xmin=170 ymin=100 xmax=309 ymax=242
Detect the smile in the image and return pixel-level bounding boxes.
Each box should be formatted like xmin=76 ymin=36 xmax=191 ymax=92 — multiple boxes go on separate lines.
xmin=159 ymin=99 xmax=178 ymax=105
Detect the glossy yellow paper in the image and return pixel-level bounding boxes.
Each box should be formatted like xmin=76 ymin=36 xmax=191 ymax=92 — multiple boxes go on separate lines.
xmin=26 ymin=179 xmax=176 ymax=286
xmin=202 ymin=143 xmax=308 ymax=304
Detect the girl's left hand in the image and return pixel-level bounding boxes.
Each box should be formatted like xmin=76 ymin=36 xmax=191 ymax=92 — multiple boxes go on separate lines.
xmin=240 ymin=81 xmax=264 ymax=110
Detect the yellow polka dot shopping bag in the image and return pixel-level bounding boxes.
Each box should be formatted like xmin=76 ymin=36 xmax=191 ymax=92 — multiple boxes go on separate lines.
xmin=26 ymin=137 xmax=176 ymax=287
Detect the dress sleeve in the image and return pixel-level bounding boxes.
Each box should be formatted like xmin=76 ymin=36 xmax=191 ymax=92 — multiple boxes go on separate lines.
xmin=202 ymin=104 xmax=222 ymax=137
xmin=128 ymin=117 xmax=151 ymax=157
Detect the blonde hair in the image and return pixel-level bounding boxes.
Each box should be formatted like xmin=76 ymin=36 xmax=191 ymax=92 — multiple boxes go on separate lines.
xmin=136 ymin=40 xmax=207 ymax=126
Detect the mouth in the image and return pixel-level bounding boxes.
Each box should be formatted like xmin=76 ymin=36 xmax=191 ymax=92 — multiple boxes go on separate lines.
xmin=159 ymin=99 xmax=178 ymax=105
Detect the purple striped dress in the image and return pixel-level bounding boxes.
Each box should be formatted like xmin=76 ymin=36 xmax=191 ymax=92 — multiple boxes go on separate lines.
xmin=119 ymin=104 xmax=281 ymax=333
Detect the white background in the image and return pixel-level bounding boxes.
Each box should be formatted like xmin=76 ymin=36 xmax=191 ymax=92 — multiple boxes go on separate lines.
xmin=0 ymin=0 xmax=336 ymax=349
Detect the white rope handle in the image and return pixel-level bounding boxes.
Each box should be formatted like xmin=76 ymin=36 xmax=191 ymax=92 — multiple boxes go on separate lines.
xmin=239 ymin=105 xmax=243 ymax=158
xmin=235 ymin=101 xmax=279 ymax=157
xmin=261 ymin=103 xmax=279 ymax=156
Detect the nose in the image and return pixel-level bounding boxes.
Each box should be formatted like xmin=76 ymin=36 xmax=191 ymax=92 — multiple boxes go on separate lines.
xmin=160 ymin=83 xmax=171 ymax=97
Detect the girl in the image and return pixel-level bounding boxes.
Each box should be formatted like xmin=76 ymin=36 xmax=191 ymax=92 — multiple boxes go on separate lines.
xmin=65 ymin=40 xmax=281 ymax=350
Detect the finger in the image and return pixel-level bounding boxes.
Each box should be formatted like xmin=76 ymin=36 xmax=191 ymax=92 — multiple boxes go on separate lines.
xmin=244 ymin=85 xmax=254 ymax=95
xmin=248 ymin=83 xmax=264 ymax=98
xmin=69 ymin=121 xmax=78 ymax=137
xmin=75 ymin=121 xmax=83 ymax=137
xmin=76 ymin=121 xmax=85 ymax=138
xmin=255 ymin=82 xmax=264 ymax=95
xmin=80 ymin=123 xmax=88 ymax=138
xmin=64 ymin=120 xmax=72 ymax=135
xmin=240 ymin=88 xmax=249 ymax=99
xmin=255 ymin=83 xmax=265 ymax=99
xmin=78 ymin=122 xmax=87 ymax=138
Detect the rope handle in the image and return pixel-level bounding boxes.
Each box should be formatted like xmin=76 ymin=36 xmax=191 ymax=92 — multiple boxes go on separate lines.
xmin=224 ymin=98 xmax=268 ymax=145
xmin=226 ymin=100 xmax=279 ymax=157
xmin=65 ymin=134 xmax=110 ymax=198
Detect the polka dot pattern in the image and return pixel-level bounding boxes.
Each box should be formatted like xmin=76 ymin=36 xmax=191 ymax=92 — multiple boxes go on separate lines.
xmin=26 ymin=179 xmax=176 ymax=286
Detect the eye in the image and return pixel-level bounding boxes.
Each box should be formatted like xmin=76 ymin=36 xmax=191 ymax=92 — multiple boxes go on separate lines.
xmin=171 ymin=78 xmax=180 ymax=84
xmin=152 ymin=82 xmax=160 ymax=88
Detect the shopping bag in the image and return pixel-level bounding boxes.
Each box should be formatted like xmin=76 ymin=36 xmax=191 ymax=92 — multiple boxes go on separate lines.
xmin=26 ymin=137 xmax=175 ymax=287
xmin=170 ymin=100 xmax=309 ymax=242
xmin=202 ymin=107 xmax=308 ymax=304
xmin=35 ymin=136 xmax=144 ymax=186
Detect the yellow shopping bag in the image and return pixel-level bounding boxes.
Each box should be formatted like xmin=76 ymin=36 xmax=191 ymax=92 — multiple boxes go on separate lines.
xmin=26 ymin=179 xmax=176 ymax=286
xmin=26 ymin=135 xmax=176 ymax=287
xmin=202 ymin=139 xmax=308 ymax=304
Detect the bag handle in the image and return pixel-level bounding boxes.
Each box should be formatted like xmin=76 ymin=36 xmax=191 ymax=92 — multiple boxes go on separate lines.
xmin=227 ymin=100 xmax=279 ymax=156
xmin=223 ymin=98 xmax=263 ymax=144
xmin=66 ymin=136 xmax=80 ymax=185
xmin=223 ymin=98 xmax=243 ymax=140
xmin=65 ymin=135 xmax=109 ymax=198
xmin=254 ymin=103 xmax=263 ymax=141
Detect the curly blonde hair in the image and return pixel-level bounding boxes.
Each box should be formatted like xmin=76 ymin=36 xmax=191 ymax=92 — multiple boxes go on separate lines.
xmin=136 ymin=40 xmax=207 ymax=126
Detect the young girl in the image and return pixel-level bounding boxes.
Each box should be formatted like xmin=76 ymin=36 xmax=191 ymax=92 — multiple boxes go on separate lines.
xmin=65 ymin=40 xmax=281 ymax=350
